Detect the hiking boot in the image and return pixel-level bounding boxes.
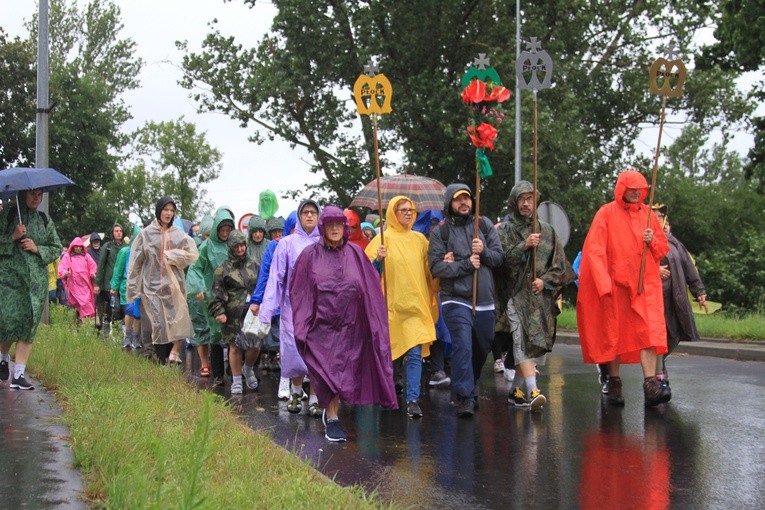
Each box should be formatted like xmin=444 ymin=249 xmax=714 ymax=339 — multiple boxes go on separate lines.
xmin=456 ymin=397 xmax=474 ymax=418
xmin=287 ymin=392 xmax=304 ymax=414
xmin=0 ymin=360 xmax=9 ymax=381
xmin=428 ymin=370 xmax=451 ymax=388
xmin=606 ymin=376 xmax=625 ymax=406
xmin=277 ymin=376 xmax=291 ymax=400
xmin=308 ymin=402 xmax=323 ymax=418
xmin=508 ymin=387 xmax=529 ymax=408
xmin=644 ymin=376 xmax=672 ymax=407
xmin=407 ymin=401 xmax=423 ymax=418
xmin=10 ymin=375 xmax=34 ymax=390
xmin=529 ymin=388 xmax=547 ymax=412
xmin=325 ymin=418 xmax=347 ymax=442
xmin=230 ymin=380 xmax=243 ymax=395
xmin=598 ymin=364 xmax=609 ymax=394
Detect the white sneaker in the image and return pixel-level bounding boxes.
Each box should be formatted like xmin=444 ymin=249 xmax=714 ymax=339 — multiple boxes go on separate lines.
xmin=244 ymin=368 xmax=258 ymax=390
xmin=277 ymin=376 xmax=290 ymax=400
xmin=504 ymin=368 xmax=516 ymax=382
xmin=494 ymin=359 xmax=505 ymax=373
xmin=231 ymin=380 xmax=243 ymax=394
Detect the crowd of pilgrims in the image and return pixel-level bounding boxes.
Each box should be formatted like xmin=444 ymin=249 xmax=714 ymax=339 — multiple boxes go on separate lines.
xmin=26 ymin=172 xmax=707 ymax=443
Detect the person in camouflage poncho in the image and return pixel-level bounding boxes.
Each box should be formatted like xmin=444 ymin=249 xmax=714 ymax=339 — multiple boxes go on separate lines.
xmin=209 ymin=230 xmax=261 ymax=394
xmin=497 ymin=181 xmax=573 ymax=411
xmin=0 ymin=189 xmax=63 ymax=390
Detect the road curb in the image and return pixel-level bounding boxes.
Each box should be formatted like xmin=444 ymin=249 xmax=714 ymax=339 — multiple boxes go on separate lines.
xmin=555 ymin=330 xmax=765 ymax=362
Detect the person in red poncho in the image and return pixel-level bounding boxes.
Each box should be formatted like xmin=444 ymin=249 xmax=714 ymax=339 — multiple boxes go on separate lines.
xmin=343 ymin=209 xmax=369 ymax=251
xmin=576 ymin=170 xmax=672 ymax=407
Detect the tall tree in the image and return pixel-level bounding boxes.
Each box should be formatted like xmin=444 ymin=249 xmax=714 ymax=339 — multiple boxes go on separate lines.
xmin=129 ymin=118 xmax=221 ymax=222
xmin=179 ymin=0 xmax=751 ymax=249
xmin=0 ymin=30 xmax=36 ymax=168
xmin=38 ymin=0 xmax=142 ymax=240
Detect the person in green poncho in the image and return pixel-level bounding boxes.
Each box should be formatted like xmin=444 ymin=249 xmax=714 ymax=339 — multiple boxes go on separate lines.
xmin=246 ymin=214 xmax=269 ymax=264
xmin=186 ymin=207 xmax=236 ymax=383
xmin=0 ymin=189 xmax=63 ymax=390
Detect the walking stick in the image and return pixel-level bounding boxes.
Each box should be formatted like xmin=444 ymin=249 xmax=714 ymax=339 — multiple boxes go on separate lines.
xmin=472 ymin=167 xmax=481 ymax=315
xmin=638 ymin=47 xmax=686 ymax=294
xmin=532 ymin=89 xmax=539 ymax=279
xmin=372 ymin=113 xmax=388 ymax=302
xmin=516 ymin=37 xmax=553 ymax=285
xmin=353 ymin=61 xmax=393 ymax=304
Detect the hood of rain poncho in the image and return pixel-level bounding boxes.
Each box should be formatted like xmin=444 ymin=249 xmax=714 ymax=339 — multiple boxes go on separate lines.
xmin=360 ymin=222 xmax=375 ymax=234
xmin=248 ymin=214 xmax=267 ymax=235
xmin=296 ymin=200 xmax=321 ymax=237
xmin=365 ymin=195 xmax=437 ymax=360
xmin=266 ymin=216 xmax=285 ymax=233
xmin=89 ymin=232 xmax=101 ymax=243
xmin=319 ymin=206 xmax=350 ymax=245
xmin=443 ymin=183 xmax=474 ymax=225
xmin=126 ymin=217 xmax=199 ymax=343
xmin=258 ymin=190 xmax=279 ymax=220
xmin=127 ymin=223 xmax=141 ymax=246
xmin=290 ymin=221 xmax=398 ymax=409
xmin=283 ymin=211 xmax=298 ymax=235
xmin=67 ymin=236 xmax=86 ymax=254
xmin=614 ymin=169 xmax=649 ymax=208
xmin=412 ymin=210 xmax=444 ymax=236
xmin=154 ymin=197 xmax=176 ymax=226
xmin=209 ymin=207 xmax=236 ymax=263
xmin=342 ymin=209 xmax=368 ymax=249
xmin=198 ymin=213 xmax=213 ymax=237
xmin=507 ymin=180 xmax=540 ymax=225
xmin=247 ymin=214 xmax=268 ymax=261
xmin=227 ymin=230 xmax=247 ymax=256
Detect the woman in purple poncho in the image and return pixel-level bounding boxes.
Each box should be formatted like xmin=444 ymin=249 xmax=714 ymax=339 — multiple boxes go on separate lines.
xmin=290 ymin=206 xmax=397 ymax=442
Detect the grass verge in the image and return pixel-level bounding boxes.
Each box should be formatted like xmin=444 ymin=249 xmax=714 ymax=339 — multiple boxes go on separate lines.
xmin=31 ymin=306 xmax=393 ymax=509
xmin=557 ymin=306 xmax=765 ymax=340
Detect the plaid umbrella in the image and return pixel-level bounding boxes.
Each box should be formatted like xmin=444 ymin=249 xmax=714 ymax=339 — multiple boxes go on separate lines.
xmin=350 ymin=174 xmax=446 ymax=212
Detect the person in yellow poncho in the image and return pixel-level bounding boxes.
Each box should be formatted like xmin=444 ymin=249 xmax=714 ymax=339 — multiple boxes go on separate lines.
xmin=366 ymin=196 xmax=439 ymax=418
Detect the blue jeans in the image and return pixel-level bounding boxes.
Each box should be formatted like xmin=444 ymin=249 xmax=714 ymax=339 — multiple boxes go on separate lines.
xmin=442 ymin=304 xmax=495 ymax=399
xmin=405 ymin=344 xmax=422 ymax=402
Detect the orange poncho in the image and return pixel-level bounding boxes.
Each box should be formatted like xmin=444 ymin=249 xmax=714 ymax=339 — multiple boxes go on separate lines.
xmin=577 ymin=170 xmax=669 ymax=364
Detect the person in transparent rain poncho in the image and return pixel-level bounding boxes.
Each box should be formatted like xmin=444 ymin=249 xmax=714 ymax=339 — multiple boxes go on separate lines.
xmin=127 ymin=197 xmax=199 ymax=362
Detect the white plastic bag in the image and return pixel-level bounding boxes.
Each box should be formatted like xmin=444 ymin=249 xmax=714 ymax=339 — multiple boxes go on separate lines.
xmin=241 ymin=308 xmax=271 ymax=341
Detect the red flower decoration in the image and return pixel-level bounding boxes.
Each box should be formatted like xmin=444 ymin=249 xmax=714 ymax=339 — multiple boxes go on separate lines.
xmin=461 ymin=79 xmax=486 ymax=104
xmin=467 ymin=122 xmax=498 ymax=150
xmin=486 ymin=85 xmax=511 ymax=103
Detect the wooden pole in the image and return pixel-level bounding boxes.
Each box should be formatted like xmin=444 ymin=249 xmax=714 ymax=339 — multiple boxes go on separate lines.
xmin=532 ymin=90 xmax=539 ymax=280
xmin=472 ymin=164 xmax=480 ymax=315
xmin=372 ymin=114 xmax=388 ymax=301
xmin=638 ymin=94 xmax=667 ymax=295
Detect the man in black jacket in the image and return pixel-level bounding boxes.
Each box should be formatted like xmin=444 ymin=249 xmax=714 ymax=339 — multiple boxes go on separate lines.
xmin=94 ymin=223 xmax=125 ymax=331
xmin=428 ymin=184 xmax=504 ymax=417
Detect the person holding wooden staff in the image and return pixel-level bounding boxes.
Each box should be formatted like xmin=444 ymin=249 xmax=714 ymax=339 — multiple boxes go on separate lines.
xmin=428 ymin=184 xmax=503 ymax=418
xmin=576 ymin=170 xmax=671 ymax=407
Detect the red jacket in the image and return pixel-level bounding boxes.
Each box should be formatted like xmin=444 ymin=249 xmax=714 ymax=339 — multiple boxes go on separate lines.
xmin=577 ymin=170 xmax=669 ymax=363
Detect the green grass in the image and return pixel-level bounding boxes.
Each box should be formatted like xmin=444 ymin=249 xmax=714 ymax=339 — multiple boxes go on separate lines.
xmin=557 ymin=306 xmax=765 ymax=341
xmin=30 ymin=305 xmax=395 ymax=509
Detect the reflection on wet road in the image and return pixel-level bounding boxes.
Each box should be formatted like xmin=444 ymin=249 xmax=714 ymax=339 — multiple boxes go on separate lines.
xmin=191 ymin=344 xmax=765 ymax=509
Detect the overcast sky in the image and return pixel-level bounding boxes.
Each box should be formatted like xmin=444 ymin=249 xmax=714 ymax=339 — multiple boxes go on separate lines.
xmin=2 ymin=1 xmax=760 ymax=227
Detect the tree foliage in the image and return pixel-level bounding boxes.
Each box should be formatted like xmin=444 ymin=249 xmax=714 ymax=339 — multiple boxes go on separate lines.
xmin=180 ymin=1 xmax=750 ymax=242
xmin=0 ymin=30 xmax=36 ymax=168
xmin=126 ymin=118 xmax=221 ymax=222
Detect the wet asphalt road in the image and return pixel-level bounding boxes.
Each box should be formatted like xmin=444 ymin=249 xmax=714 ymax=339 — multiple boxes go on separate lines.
xmin=189 ymin=344 xmax=765 ymax=510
